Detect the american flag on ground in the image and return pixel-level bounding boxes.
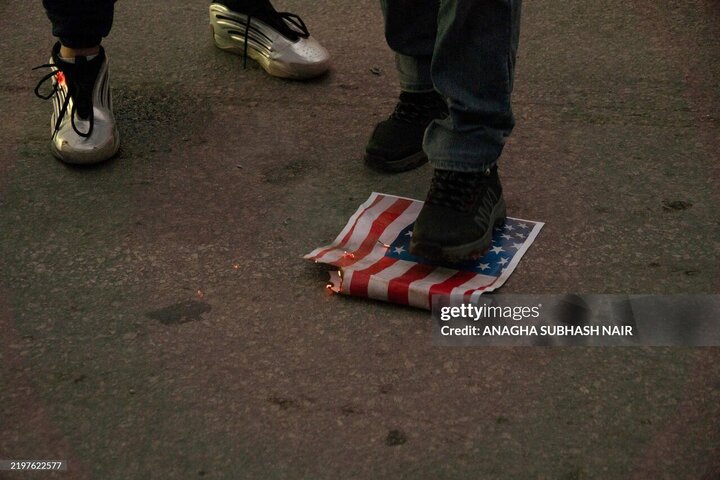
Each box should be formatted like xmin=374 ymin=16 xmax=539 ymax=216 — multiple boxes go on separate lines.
xmin=305 ymin=192 xmax=544 ymax=310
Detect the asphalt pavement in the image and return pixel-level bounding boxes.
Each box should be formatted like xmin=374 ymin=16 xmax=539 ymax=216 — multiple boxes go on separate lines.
xmin=1 ymin=0 xmax=719 ymax=478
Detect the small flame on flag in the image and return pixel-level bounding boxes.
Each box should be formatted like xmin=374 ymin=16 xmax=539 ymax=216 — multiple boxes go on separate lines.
xmin=326 ymin=270 xmax=343 ymax=294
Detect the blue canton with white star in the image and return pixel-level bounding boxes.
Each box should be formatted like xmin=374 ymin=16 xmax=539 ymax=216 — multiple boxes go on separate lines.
xmin=385 ymin=218 xmax=537 ymax=276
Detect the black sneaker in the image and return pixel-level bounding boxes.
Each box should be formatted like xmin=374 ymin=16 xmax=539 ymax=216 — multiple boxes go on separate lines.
xmin=410 ymin=166 xmax=506 ymax=262
xmin=364 ymin=91 xmax=448 ymax=173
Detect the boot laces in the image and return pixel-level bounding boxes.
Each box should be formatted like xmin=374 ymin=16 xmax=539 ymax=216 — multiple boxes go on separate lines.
xmin=426 ymin=169 xmax=493 ymax=212
xmin=391 ymin=95 xmax=446 ymax=125
xmin=33 ymin=60 xmax=95 ymax=139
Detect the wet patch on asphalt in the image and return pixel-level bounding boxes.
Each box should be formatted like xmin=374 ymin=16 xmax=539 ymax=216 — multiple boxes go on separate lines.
xmin=146 ymin=300 xmax=211 ymax=325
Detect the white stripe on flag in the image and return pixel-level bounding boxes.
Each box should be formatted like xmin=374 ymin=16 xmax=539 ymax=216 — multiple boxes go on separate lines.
xmin=448 ymin=273 xmax=500 ymax=304
xmin=304 ymin=192 xmax=380 ymax=260
xmin=334 ymin=199 xmax=423 ymax=270
xmin=308 ymin=194 xmax=399 ymax=264
xmin=365 ymin=260 xmax=417 ymax=301
xmin=378 ymin=200 xmax=423 ymax=246
xmin=406 ymin=268 xmax=460 ymax=310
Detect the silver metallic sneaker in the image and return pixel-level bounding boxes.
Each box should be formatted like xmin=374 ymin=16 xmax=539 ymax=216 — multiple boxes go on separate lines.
xmin=34 ymin=43 xmax=119 ymax=165
xmin=209 ymin=2 xmax=330 ymax=79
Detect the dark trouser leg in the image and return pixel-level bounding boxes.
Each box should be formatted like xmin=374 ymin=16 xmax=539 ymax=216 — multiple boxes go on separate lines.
xmin=380 ymin=0 xmax=438 ymax=92
xmin=424 ymin=0 xmax=522 ymax=171
xmin=43 ymin=0 xmax=116 ymax=48
xmin=213 ymin=0 xmax=274 ymax=14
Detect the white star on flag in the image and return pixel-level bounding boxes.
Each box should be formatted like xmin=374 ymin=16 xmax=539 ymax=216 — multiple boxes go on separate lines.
xmin=516 ymin=233 xmax=526 ymax=239
xmin=477 ymin=263 xmax=490 ymax=271
xmin=404 ymin=231 xmax=413 ymax=237
xmin=393 ymin=246 xmax=406 ymax=254
xmin=519 ymin=223 xmax=528 ymax=229
xmin=498 ymin=257 xmax=509 ymax=266
xmin=511 ymin=242 xmax=524 ymax=250
xmin=501 ymin=234 xmax=512 ymax=240
xmin=505 ymin=225 xmax=514 ymax=231
xmin=490 ymin=245 xmax=504 ymax=254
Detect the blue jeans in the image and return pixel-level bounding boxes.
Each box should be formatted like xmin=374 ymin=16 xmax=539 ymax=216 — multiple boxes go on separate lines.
xmin=381 ymin=0 xmax=522 ymax=172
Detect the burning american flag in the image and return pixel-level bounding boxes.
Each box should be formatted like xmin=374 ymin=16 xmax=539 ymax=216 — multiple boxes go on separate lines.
xmin=306 ymin=193 xmax=544 ymax=310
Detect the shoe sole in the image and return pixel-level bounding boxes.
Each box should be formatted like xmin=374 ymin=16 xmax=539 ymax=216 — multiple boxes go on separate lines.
xmin=410 ymin=197 xmax=507 ymax=263
xmin=50 ymin=128 xmax=120 ymax=165
xmin=209 ymin=7 xmax=329 ymax=80
xmin=364 ymin=150 xmax=428 ymax=173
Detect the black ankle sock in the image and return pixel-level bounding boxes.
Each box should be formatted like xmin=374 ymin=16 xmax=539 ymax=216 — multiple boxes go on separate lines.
xmin=214 ymin=0 xmax=275 ymax=15
xmin=214 ymin=0 xmax=305 ymax=41
xmin=400 ymin=90 xmax=441 ymax=102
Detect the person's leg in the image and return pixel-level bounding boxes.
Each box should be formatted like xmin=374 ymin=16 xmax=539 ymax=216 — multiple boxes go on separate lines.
xmin=424 ymin=0 xmax=522 ymax=172
xmin=363 ymin=0 xmax=448 ymax=173
xmin=410 ymin=0 xmax=522 ymax=261
xmin=381 ymin=0 xmax=435 ymax=93
xmin=43 ymin=0 xmax=114 ymax=55
xmin=209 ymin=0 xmax=330 ymax=79
xmin=35 ymin=0 xmax=119 ymax=164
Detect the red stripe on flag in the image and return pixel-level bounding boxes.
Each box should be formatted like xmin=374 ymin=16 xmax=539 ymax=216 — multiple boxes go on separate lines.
xmin=348 ymin=257 xmax=398 ymax=297
xmin=310 ymin=194 xmax=384 ymax=261
xmin=387 ymin=264 xmax=436 ymax=305
xmin=463 ymin=283 xmax=495 ymax=303
xmin=336 ymin=198 xmax=413 ymax=268
xmin=427 ymin=271 xmax=479 ymax=305
xmin=464 ymin=276 xmax=500 ymax=298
